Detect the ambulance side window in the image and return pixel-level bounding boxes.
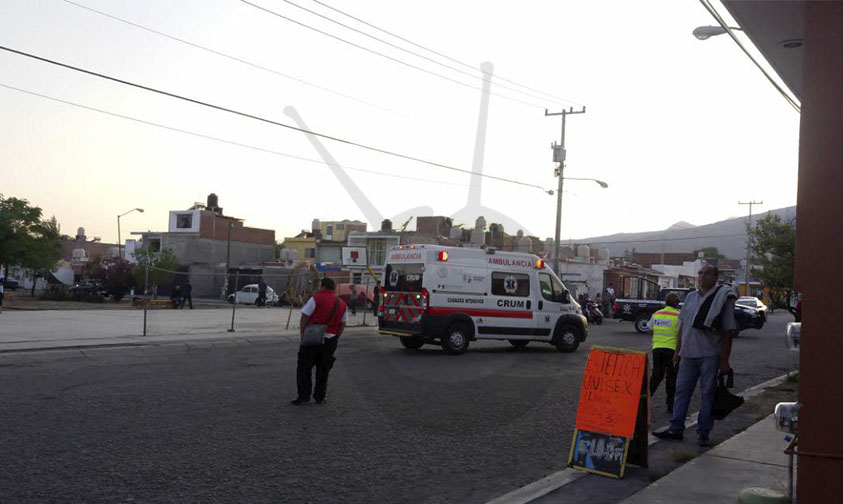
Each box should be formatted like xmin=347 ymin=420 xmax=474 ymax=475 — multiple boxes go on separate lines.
xmin=539 ymin=273 xmax=569 ymax=303
xmin=539 ymin=273 xmax=554 ymax=301
xmin=491 ymin=273 xmax=530 ymax=297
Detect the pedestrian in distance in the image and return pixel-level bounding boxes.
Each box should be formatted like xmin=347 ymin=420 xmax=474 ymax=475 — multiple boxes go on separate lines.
xmin=292 ymin=277 xmax=348 ymax=405
xmin=648 ymin=292 xmax=681 ymax=413
xmin=372 ymin=279 xmax=382 ymax=316
xmin=605 ymin=283 xmax=616 ymax=316
xmin=170 ymin=284 xmax=182 ymax=309
xmin=183 ymin=281 xmax=193 ymax=309
xmin=654 ymin=264 xmax=737 ymax=447
xmin=348 ymin=283 xmax=357 ymax=315
xmin=0 ymin=275 xmax=5 ymax=314
xmin=257 ymin=278 xmax=268 ymax=307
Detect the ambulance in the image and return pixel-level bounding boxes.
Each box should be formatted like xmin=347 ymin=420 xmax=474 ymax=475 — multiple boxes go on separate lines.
xmin=378 ymin=244 xmax=588 ymax=354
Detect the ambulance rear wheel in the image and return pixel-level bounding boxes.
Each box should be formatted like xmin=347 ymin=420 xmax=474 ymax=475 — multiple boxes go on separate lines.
xmin=508 ymin=340 xmax=529 ymax=350
xmin=400 ymin=336 xmax=425 ymax=350
xmin=443 ymin=324 xmax=471 ymax=355
xmin=634 ymin=315 xmax=650 ymax=334
xmin=554 ymin=325 xmax=580 ymax=353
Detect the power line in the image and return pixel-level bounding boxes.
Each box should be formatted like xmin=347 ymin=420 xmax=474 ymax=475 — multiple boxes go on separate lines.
xmin=0 ymin=82 xmax=488 ymax=189
xmin=275 ymin=0 xmax=576 ymax=108
xmin=309 ymin=0 xmax=584 ymax=107
xmin=0 ymin=48 xmax=550 ymax=192
xmin=698 ymin=0 xmax=800 ymax=113
xmin=62 ymin=0 xmax=423 ymax=124
xmin=240 ymin=0 xmax=547 ymax=110
xmin=578 ymin=232 xmax=748 ymax=246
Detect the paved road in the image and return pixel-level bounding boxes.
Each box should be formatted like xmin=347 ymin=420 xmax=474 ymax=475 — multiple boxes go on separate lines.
xmin=0 ymin=313 xmax=797 ymax=503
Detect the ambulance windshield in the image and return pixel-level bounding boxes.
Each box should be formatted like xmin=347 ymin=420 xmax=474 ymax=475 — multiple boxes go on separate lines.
xmin=383 ymin=263 xmax=424 ymax=292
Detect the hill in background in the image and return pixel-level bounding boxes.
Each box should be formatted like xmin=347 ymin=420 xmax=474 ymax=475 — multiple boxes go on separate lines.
xmin=576 ymin=206 xmax=796 ymax=259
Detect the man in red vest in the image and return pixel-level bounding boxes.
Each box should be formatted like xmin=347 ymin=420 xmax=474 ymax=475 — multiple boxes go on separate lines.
xmin=292 ymin=277 xmax=348 ymax=405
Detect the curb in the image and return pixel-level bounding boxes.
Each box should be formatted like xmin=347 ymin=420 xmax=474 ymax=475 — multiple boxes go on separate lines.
xmin=483 ymin=370 xmax=798 ymax=504
xmin=0 ymin=325 xmax=379 ymax=354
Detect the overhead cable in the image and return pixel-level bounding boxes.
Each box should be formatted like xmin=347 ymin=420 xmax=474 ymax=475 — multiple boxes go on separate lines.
xmin=277 ymin=0 xmax=577 ymax=108
xmin=580 ymin=232 xmax=748 ymax=246
xmin=239 ymin=0 xmax=547 ymax=110
xmin=62 ymin=0 xmax=422 ymax=123
xmin=0 ymin=46 xmax=552 ymax=193
xmin=698 ymin=0 xmax=800 ymax=113
xmin=0 ymin=83 xmax=483 ymax=188
xmin=309 ymin=0 xmax=584 ymax=107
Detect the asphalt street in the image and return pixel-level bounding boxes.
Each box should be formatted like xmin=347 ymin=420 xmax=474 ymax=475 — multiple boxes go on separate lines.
xmin=0 ymin=312 xmax=798 ymax=504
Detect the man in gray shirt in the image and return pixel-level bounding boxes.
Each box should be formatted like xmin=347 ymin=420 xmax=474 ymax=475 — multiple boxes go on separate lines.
xmin=654 ymin=264 xmax=737 ymax=447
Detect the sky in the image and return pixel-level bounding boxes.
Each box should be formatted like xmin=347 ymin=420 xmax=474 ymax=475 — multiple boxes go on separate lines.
xmin=1 ymin=0 xmax=801 ymax=245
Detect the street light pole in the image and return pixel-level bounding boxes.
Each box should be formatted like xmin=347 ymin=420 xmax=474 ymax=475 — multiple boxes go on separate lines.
xmin=117 ymin=208 xmax=144 ymax=260
xmin=739 ymin=200 xmax=762 ymax=296
xmin=546 ymin=107 xmax=586 ymax=275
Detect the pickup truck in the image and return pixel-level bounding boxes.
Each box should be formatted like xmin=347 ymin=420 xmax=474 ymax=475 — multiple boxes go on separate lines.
xmin=613 ymin=285 xmax=765 ymax=334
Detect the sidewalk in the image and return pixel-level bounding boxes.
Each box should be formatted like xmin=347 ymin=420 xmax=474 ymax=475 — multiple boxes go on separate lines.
xmin=0 ymin=307 xmax=377 ymax=352
xmin=620 ymin=414 xmax=793 ymax=503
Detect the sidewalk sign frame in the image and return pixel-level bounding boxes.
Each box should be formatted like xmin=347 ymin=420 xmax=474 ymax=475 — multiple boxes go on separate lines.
xmin=568 ymin=345 xmax=650 ymax=478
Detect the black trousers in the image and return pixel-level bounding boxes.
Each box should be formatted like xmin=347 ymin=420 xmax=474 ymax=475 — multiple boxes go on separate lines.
xmin=184 ymin=294 xmax=193 ymax=309
xmin=650 ymin=347 xmax=678 ymax=408
xmin=296 ymin=337 xmax=339 ymax=401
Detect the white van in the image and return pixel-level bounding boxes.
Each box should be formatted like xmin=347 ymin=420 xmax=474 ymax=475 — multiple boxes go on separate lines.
xmin=377 ymin=244 xmax=587 ymax=354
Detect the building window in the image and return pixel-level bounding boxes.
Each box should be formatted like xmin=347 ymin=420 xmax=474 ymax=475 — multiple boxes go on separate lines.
xmin=176 ymin=213 xmax=193 ymax=229
xmin=326 ymin=225 xmax=333 ymax=235
xmin=352 ymin=272 xmax=362 ymax=284
xmin=369 ymin=239 xmax=387 ymax=266
xmin=148 ymin=239 xmax=161 ymax=252
xmin=337 ymin=223 xmax=345 ymax=230
xmin=305 ymin=248 xmax=315 ymax=258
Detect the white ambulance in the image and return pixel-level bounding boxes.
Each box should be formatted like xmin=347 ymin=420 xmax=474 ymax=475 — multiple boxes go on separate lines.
xmin=377 ymin=244 xmax=588 ymax=354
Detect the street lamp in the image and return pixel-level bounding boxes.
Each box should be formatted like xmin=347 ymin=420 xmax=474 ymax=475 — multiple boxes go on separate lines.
xmin=563 ymin=177 xmax=609 ymax=189
xmin=551 ymin=176 xmax=609 ymax=274
xmin=117 ymin=208 xmax=144 ymax=260
xmin=692 ymin=25 xmax=742 ymax=40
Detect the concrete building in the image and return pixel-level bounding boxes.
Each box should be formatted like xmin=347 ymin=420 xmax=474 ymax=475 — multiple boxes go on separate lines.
xmin=133 ymin=194 xmax=275 ymax=297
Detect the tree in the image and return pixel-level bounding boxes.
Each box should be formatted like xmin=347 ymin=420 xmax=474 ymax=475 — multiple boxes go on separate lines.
xmin=749 ymin=213 xmax=797 ymax=316
xmin=0 ymin=195 xmax=44 ymax=277
xmin=20 ymin=216 xmax=64 ymax=297
xmin=0 ymin=196 xmax=63 ymax=294
xmin=85 ymin=255 xmax=136 ymax=301
xmin=133 ymin=247 xmax=178 ymax=297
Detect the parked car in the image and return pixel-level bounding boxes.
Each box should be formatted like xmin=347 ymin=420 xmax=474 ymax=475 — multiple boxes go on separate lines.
xmin=227 ymin=284 xmax=279 ymax=305
xmin=614 ymin=281 xmax=765 ymax=334
xmin=337 ymin=283 xmax=375 ymax=310
xmin=2 ymin=277 xmax=20 ymax=291
xmin=69 ymin=280 xmax=108 ymax=298
xmin=736 ymin=296 xmax=768 ymax=320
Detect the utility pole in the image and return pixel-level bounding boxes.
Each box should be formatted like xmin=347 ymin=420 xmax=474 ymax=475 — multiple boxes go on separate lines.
xmin=223 ymin=221 xmax=233 ymax=299
xmin=546 ymin=107 xmax=586 ymax=275
xmin=739 ymin=200 xmax=763 ymax=296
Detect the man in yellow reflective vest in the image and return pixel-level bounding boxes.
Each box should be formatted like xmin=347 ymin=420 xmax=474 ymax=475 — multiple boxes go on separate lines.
xmin=648 ymin=292 xmax=681 ymax=413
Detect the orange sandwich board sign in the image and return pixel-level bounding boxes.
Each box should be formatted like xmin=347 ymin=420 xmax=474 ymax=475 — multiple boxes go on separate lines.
xmin=568 ymin=346 xmax=650 ymax=478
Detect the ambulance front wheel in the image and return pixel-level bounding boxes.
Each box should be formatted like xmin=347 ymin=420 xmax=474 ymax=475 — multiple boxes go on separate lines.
xmin=443 ymin=324 xmax=471 ymax=355
xmin=554 ymin=325 xmax=580 ymax=353
xmin=400 ymin=336 xmax=425 ymax=350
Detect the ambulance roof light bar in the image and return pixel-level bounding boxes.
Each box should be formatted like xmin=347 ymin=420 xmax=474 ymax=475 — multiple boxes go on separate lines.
xmin=438 ymin=251 xmax=449 ymax=262
xmin=535 ymin=259 xmax=545 ymax=269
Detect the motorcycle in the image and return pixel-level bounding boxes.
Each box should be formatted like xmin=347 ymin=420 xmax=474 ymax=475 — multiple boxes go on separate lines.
xmin=584 ymin=301 xmax=604 ymax=325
